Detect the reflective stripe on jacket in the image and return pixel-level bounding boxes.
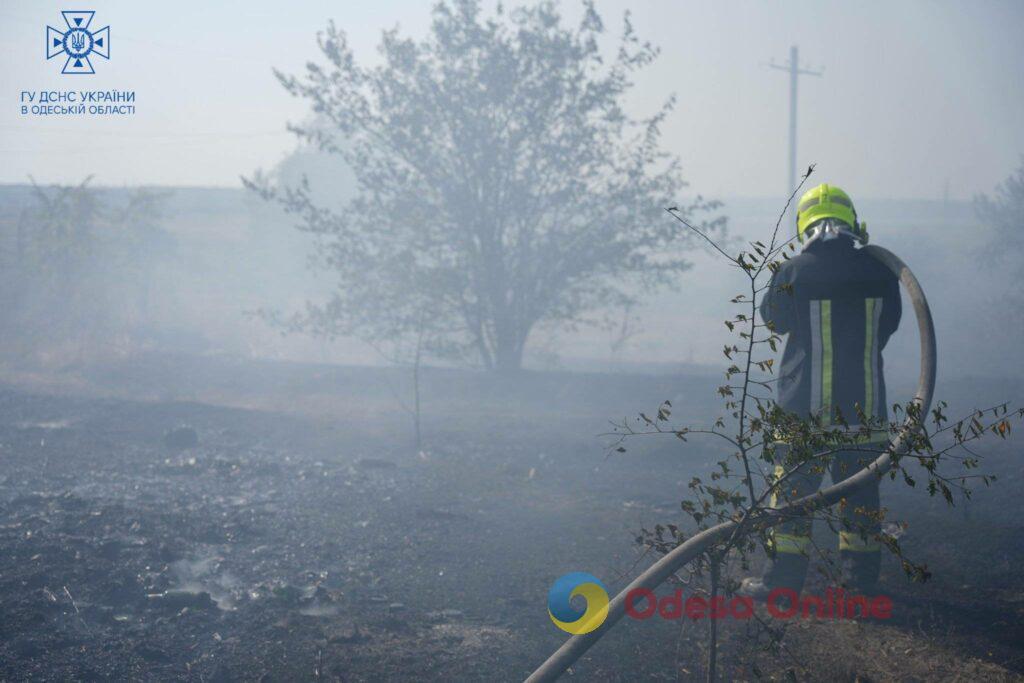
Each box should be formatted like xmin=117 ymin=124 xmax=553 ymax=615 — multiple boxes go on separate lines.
xmin=760 ymin=237 xmax=901 ymax=423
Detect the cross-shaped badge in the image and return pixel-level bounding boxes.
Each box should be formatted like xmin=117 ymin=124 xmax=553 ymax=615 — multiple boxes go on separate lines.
xmin=47 ymin=11 xmax=110 ymax=75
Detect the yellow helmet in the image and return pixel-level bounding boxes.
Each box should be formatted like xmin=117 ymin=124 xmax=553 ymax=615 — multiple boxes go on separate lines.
xmin=796 ymin=183 xmax=868 ymax=244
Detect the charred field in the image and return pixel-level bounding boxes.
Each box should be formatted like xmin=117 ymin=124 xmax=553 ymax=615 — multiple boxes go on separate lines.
xmin=0 ymin=354 xmax=1022 ymax=682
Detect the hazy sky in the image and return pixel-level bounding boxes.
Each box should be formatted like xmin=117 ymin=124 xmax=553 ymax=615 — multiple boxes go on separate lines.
xmin=2 ymin=0 xmax=1022 ymax=200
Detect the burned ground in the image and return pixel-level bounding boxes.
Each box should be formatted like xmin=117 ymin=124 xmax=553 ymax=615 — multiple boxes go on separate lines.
xmin=0 ymin=356 xmax=1021 ymax=681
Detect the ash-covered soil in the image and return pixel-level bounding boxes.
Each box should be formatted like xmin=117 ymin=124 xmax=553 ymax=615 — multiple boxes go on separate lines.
xmin=0 ymin=359 xmax=1022 ymax=681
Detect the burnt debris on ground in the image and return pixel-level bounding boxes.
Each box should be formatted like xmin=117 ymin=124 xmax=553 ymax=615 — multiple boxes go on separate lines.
xmin=0 ymin=362 xmax=1022 ymax=681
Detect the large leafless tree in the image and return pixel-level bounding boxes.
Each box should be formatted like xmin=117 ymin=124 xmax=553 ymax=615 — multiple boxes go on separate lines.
xmin=248 ymin=0 xmax=722 ymax=372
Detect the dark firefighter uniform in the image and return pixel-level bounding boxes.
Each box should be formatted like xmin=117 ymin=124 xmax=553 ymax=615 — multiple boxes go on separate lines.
xmin=757 ymin=183 xmax=901 ymax=592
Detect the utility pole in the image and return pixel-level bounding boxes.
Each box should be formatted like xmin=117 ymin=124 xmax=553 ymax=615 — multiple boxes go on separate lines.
xmin=769 ymin=46 xmax=822 ymax=221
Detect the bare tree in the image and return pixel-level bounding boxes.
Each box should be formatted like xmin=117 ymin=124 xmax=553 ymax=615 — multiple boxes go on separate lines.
xmin=975 ymin=157 xmax=1024 ymax=330
xmin=0 ymin=179 xmax=171 ymax=364
xmin=975 ymin=156 xmax=1024 ymax=263
xmin=246 ymin=0 xmax=722 ymax=373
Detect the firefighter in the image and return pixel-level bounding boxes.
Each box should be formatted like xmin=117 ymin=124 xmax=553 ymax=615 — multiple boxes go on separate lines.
xmin=741 ymin=183 xmax=902 ymax=596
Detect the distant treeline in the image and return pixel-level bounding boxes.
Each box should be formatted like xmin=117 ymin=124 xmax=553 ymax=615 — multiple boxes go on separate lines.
xmin=0 ymin=182 xmax=1012 ymax=380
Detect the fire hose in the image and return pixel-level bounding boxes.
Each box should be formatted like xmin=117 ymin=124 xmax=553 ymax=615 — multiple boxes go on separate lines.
xmin=525 ymin=245 xmax=936 ymax=682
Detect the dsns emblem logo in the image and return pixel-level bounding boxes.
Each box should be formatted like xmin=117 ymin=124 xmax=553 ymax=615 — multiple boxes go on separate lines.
xmin=547 ymin=572 xmax=609 ymax=634
xmin=47 ymin=11 xmax=110 ymax=75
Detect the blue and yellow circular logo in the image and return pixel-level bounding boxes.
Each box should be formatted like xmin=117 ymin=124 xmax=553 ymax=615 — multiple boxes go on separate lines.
xmin=547 ymin=572 xmax=609 ymax=634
